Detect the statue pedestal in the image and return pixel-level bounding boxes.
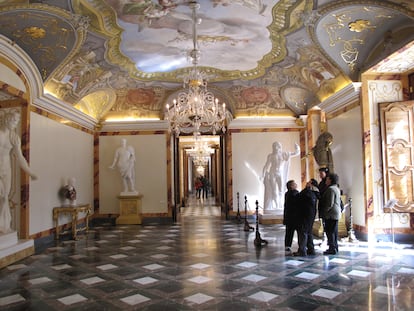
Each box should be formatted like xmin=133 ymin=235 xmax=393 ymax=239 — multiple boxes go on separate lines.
xmin=0 ymin=231 xmax=34 ymax=269
xmin=259 ymin=210 xmax=283 ymax=224
xmin=116 ymin=194 xmax=143 ymax=225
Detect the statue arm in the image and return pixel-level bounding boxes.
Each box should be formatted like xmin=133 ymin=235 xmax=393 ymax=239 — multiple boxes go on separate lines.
xmin=262 ymin=155 xmax=270 ymax=179
xmin=289 ymin=143 xmax=300 ymax=158
xmin=109 ymin=149 xmax=119 ymax=169
xmin=11 ymin=133 xmax=37 ymax=180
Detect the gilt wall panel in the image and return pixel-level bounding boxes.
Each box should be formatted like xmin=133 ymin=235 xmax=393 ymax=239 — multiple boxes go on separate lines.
xmin=379 ymin=101 xmax=414 ymax=213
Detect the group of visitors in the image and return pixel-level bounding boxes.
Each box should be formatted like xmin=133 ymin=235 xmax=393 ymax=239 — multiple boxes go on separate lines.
xmin=283 ymin=167 xmax=342 ymax=256
xmin=195 ymin=176 xmax=209 ymax=199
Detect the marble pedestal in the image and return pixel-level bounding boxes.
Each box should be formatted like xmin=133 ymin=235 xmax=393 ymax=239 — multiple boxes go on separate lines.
xmin=116 ymin=194 xmax=143 ymax=225
xmin=0 ymin=231 xmax=34 ymax=269
xmin=259 ymin=210 xmax=284 ymax=224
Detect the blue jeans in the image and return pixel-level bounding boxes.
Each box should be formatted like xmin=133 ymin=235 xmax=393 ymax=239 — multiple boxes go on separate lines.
xmin=297 ymin=225 xmax=315 ymax=254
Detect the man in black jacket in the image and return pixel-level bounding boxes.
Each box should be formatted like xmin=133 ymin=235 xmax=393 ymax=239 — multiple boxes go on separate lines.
xmin=294 ymin=179 xmax=320 ymax=256
xmin=283 ymin=180 xmax=299 ymax=253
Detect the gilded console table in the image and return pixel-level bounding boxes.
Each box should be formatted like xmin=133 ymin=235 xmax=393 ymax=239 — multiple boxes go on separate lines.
xmin=53 ymin=204 xmax=92 ymax=240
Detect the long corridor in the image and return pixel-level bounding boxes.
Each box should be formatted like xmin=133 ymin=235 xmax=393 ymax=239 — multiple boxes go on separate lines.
xmin=1 ymin=197 xmax=414 ymax=310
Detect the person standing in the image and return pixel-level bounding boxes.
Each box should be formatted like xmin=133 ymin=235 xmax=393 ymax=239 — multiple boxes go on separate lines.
xmin=319 ymin=173 xmax=342 ymax=255
xmin=318 ymin=167 xmax=329 ymax=195
xmin=0 ymin=109 xmax=37 ymax=233
xmin=283 ymin=180 xmax=299 ymax=253
xmin=109 ymin=138 xmax=137 ymax=194
xmin=294 ymin=179 xmax=320 ymax=256
xmin=195 ymin=176 xmax=202 ymax=199
xmin=201 ymin=176 xmax=209 ymax=199
xmin=317 ymin=167 xmax=329 ymax=239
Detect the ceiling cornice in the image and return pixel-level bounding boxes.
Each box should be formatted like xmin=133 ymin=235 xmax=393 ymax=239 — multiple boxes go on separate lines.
xmin=100 ymin=120 xmax=169 ymax=132
xmin=228 ymin=116 xmax=304 ymax=129
xmin=33 ymin=94 xmax=97 ymax=130
xmin=319 ymin=82 xmax=362 ymax=114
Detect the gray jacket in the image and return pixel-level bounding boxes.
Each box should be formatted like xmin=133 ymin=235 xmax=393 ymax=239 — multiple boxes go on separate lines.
xmin=319 ymin=184 xmax=341 ymax=220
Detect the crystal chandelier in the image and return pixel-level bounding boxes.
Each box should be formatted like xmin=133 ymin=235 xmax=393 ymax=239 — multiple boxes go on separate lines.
xmin=187 ymin=135 xmax=214 ymax=166
xmin=165 ymin=1 xmax=226 ymax=136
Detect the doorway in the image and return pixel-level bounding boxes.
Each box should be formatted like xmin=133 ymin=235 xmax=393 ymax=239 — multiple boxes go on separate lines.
xmin=177 ymin=135 xmax=223 ymax=212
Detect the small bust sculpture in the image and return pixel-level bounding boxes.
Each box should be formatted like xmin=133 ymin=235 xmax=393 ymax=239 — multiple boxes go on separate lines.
xmin=60 ymin=177 xmax=77 ymax=206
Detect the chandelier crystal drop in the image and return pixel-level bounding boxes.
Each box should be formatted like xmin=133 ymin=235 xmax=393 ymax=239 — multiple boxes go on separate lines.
xmin=165 ymin=1 xmax=227 ymax=136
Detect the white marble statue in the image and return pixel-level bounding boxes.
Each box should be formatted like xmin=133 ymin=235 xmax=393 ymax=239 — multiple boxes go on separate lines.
xmin=262 ymin=141 xmax=300 ymax=212
xmin=109 ymin=138 xmax=137 ymax=195
xmin=0 ymin=109 xmax=37 ymax=234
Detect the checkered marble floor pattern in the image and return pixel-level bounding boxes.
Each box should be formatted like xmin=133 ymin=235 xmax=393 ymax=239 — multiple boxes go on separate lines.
xmin=181 ymin=205 xmax=221 ymax=217
xmin=1 ymin=199 xmax=414 ymax=310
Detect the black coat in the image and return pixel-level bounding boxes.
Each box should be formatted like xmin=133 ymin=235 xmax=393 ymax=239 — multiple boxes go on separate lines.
xmin=283 ymin=189 xmax=299 ymax=226
xmin=298 ymin=186 xmax=320 ymax=231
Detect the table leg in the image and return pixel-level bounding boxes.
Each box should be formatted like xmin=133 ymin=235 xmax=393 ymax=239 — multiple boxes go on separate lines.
xmin=72 ymin=211 xmax=78 ymax=240
xmin=54 ymin=212 xmax=59 ymax=240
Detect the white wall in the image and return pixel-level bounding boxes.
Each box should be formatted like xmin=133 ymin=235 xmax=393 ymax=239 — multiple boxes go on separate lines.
xmin=99 ymin=134 xmax=168 ymax=215
xmin=328 ymin=106 xmax=365 ymax=226
xmin=0 ymin=63 xmax=25 ymax=91
xmin=231 ymin=131 xmax=301 ymax=212
xmin=29 ymin=112 xmax=94 ymax=235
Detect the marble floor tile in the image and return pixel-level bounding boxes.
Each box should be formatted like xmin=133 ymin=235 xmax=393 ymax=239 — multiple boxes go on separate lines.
xmin=249 ymin=291 xmax=278 ymax=302
xmin=236 ymin=261 xmax=258 ymax=268
xmin=242 ymin=274 xmax=267 ymax=282
xmin=120 ymin=293 xmax=151 ymax=306
xmin=347 ymin=269 xmax=371 ymax=278
xmin=133 ymin=276 xmax=158 ymax=285
xmin=295 ymin=271 xmax=320 ymax=280
xmin=1 ymin=195 xmax=413 ymax=311
xmin=0 ymin=294 xmax=25 ymax=306
xmin=109 ymin=254 xmax=128 ymax=259
xmin=190 ymin=263 xmax=210 ymax=269
xmin=96 ymin=264 xmax=118 ymax=270
xmin=143 ymin=263 xmax=165 ymax=270
xmin=28 ymin=276 xmax=52 ymax=285
xmin=311 ymin=288 xmax=341 ymax=299
xmin=80 ymin=276 xmax=105 ymax=285
xmin=6 ymin=264 xmax=26 ymax=270
xmin=185 ymin=293 xmax=214 ymax=304
xmin=57 ymin=293 xmax=87 ymax=305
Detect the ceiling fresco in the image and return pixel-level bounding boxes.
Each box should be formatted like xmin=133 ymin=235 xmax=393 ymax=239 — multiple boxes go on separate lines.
xmin=0 ymin=0 xmax=413 ymax=125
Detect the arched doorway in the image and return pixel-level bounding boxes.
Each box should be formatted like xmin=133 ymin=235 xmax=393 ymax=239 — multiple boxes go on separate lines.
xmin=178 ymin=135 xmax=222 ymax=209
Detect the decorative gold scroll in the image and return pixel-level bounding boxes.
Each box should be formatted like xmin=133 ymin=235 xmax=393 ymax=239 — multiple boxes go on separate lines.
xmin=379 ymin=100 xmax=414 ymax=213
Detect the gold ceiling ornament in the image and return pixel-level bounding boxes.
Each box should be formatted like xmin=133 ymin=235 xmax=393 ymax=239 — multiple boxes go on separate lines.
xmin=0 ymin=3 xmax=89 ymax=82
xmin=165 ymin=1 xmax=226 ymax=136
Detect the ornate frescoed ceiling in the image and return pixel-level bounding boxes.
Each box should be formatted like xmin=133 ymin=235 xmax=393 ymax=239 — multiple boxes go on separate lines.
xmin=0 ymin=0 xmax=413 ymax=126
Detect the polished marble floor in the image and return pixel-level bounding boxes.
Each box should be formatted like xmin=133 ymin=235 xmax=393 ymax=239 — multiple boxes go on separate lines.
xmin=1 ymin=196 xmax=414 ymax=310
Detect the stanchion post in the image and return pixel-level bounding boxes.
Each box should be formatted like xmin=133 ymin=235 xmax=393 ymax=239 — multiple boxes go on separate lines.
xmin=254 ymin=200 xmax=268 ymax=246
xmin=236 ymin=192 xmax=242 ymax=223
xmin=243 ymin=195 xmax=254 ymax=232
